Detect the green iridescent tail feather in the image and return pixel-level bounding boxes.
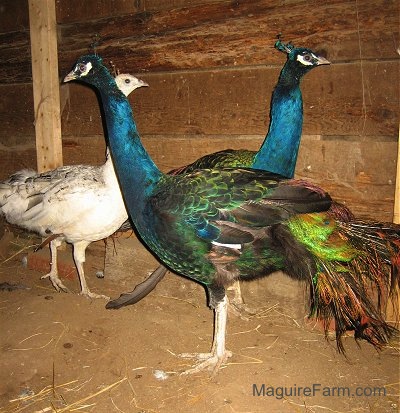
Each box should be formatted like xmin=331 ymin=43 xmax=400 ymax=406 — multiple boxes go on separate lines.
xmin=290 ymin=213 xmax=400 ymax=352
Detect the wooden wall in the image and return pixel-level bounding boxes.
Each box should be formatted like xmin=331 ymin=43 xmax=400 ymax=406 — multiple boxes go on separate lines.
xmin=0 ymin=0 xmax=398 ymax=221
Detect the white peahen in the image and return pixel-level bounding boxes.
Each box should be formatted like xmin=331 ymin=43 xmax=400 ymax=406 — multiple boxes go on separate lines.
xmin=0 ymin=74 xmax=148 ymax=299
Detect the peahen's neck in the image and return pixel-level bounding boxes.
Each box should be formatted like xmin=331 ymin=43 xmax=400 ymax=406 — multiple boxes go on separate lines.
xmin=252 ymin=61 xmax=304 ymax=178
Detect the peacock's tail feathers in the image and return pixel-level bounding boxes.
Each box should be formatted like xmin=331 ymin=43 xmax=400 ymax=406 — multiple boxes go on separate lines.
xmin=287 ymin=214 xmax=358 ymax=262
xmin=289 ymin=213 xmax=400 ymax=351
xmin=311 ymin=255 xmax=398 ymax=353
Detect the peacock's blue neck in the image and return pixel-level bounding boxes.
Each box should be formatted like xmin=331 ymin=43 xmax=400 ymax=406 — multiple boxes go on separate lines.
xmin=99 ymin=89 xmax=162 ymax=214
xmin=252 ymin=59 xmax=306 ymax=178
xmin=252 ymin=84 xmax=303 ymax=178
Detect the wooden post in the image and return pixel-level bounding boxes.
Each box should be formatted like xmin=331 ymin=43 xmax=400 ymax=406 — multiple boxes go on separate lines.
xmin=394 ymin=125 xmax=400 ymax=224
xmin=390 ymin=123 xmax=400 ymax=321
xmin=28 ymin=0 xmax=63 ymax=172
xmin=386 ymin=37 xmax=400 ymax=319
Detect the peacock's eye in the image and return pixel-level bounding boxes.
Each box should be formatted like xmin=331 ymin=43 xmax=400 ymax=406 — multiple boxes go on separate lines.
xmin=124 ymin=79 xmax=130 ymax=84
xmin=303 ymin=54 xmax=311 ymax=61
xmin=78 ymin=63 xmax=86 ymax=72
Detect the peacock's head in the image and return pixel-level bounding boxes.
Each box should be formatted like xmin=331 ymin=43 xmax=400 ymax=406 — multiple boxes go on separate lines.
xmin=276 ymin=39 xmax=330 ymax=67
xmin=64 ymin=54 xmax=105 ymax=84
xmin=275 ymin=39 xmax=331 ymax=85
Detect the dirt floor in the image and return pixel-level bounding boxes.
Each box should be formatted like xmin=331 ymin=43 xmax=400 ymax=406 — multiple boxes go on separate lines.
xmin=0 ymin=226 xmax=399 ymax=413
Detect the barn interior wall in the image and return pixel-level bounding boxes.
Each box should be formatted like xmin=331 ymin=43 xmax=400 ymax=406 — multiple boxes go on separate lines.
xmin=0 ymin=0 xmax=398 ymax=221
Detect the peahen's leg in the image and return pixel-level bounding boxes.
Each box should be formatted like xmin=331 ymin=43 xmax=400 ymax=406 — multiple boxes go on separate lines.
xmin=73 ymin=241 xmax=109 ymax=300
xmin=180 ymin=293 xmax=232 ymax=375
xmin=41 ymin=239 xmax=69 ymax=293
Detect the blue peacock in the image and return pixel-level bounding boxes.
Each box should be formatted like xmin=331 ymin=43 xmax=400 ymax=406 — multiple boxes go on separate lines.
xmin=64 ymin=54 xmax=399 ymax=374
xmin=107 ymin=39 xmax=331 ymax=309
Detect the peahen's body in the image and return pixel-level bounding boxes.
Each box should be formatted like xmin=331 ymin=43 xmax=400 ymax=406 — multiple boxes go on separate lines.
xmin=65 ymin=55 xmax=399 ymax=374
xmin=0 ymin=74 xmax=147 ymax=299
xmin=108 ymin=40 xmax=331 ymax=308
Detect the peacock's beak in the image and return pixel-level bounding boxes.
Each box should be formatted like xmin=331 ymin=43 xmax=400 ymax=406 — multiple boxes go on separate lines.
xmin=63 ymin=70 xmax=76 ymax=83
xmin=316 ymin=56 xmax=331 ymax=65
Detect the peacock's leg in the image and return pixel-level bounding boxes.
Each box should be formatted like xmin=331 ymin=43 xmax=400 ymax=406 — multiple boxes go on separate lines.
xmin=227 ymin=280 xmax=256 ymax=319
xmin=41 ymin=239 xmax=69 ymax=293
xmin=73 ymin=241 xmax=109 ymax=300
xmin=180 ymin=294 xmax=232 ymax=375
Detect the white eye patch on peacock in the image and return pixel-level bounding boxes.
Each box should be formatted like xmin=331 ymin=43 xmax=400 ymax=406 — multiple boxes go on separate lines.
xmin=76 ymin=61 xmax=93 ymax=76
xmin=296 ymin=53 xmax=315 ymax=66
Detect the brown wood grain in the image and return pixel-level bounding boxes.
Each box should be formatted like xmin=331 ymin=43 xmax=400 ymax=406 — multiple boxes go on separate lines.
xmin=0 ymin=0 xmax=398 ymax=225
xmin=0 ymin=0 xmax=30 ymax=33
xmin=58 ymin=61 xmax=397 ymax=138
xmin=29 ymin=0 xmax=63 ymax=172
xmin=1 ymin=134 xmax=395 ymax=222
xmin=1 ymin=60 xmax=397 ymax=147
xmin=55 ymin=0 xmax=397 ymax=71
xmin=1 ymin=0 xmax=398 ymax=83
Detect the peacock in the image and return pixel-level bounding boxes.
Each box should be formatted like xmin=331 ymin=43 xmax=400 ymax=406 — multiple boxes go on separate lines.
xmin=107 ymin=39 xmax=331 ymax=309
xmin=0 ymin=73 xmax=148 ymax=299
xmin=65 ymin=54 xmax=399 ymax=374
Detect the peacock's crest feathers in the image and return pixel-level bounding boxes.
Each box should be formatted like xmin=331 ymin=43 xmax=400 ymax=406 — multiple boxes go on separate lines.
xmin=275 ymin=38 xmax=295 ymax=54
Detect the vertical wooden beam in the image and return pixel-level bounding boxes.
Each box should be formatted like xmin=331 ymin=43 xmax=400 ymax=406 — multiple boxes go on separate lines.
xmin=394 ymin=124 xmax=400 ymax=224
xmin=390 ymin=123 xmax=400 ymax=320
xmin=389 ymin=51 xmax=400 ymax=316
xmin=28 ymin=0 xmax=63 ymax=172
xmin=394 ymin=48 xmax=400 ymax=224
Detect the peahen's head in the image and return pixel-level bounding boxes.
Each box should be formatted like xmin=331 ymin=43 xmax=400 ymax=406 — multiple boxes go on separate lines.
xmin=115 ymin=74 xmax=149 ymax=97
xmin=275 ymin=39 xmax=330 ymax=84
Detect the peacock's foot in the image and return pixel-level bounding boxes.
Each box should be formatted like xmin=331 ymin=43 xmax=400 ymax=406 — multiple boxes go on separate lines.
xmin=41 ymin=272 xmax=69 ymax=293
xmin=79 ymin=290 xmax=110 ymax=300
xmin=179 ymin=350 xmax=233 ymax=375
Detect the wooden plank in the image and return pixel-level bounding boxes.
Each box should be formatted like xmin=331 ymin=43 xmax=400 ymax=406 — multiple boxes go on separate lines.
xmin=0 ymin=0 xmax=29 ymax=33
xmin=139 ymin=135 xmax=397 ymax=222
xmin=0 ymin=133 xmax=395 ymax=221
xmin=0 ymin=136 xmax=105 ymax=180
xmin=28 ymin=0 xmax=63 ymax=172
xmin=0 ymin=84 xmax=35 ymax=141
xmin=1 ymin=0 xmax=398 ymax=83
xmin=55 ymin=0 xmax=141 ymax=24
xmin=55 ymin=0 xmax=398 ymax=73
xmin=58 ymin=62 xmax=398 ymax=138
xmin=0 ymin=146 xmax=37 ymax=178
xmin=55 ymin=0 xmax=230 ymax=23
xmin=394 ymin=125 xmax=400 ymax=224
xmin=0 ymin=31 xmax=31 ymax=83
xmin=2 ymin=60 xmax=398 ymax=140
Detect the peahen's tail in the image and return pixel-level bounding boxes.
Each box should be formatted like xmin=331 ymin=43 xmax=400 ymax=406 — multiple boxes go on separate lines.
xmin=289 ymin=211 xmax=399 ymax=352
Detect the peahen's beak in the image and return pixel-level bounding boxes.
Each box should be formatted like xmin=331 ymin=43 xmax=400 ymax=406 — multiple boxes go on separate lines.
xmin=138 ymin=79 xmax=149 ymax=87
xmin=316 ymin=55 xmax=331 ymax=65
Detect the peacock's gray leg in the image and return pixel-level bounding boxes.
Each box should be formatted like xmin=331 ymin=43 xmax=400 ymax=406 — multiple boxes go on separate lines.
xmin=180 ymin=289 xmax=232 ymax=375
xmin=227 ymin=280 xmax=256 ymax=320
